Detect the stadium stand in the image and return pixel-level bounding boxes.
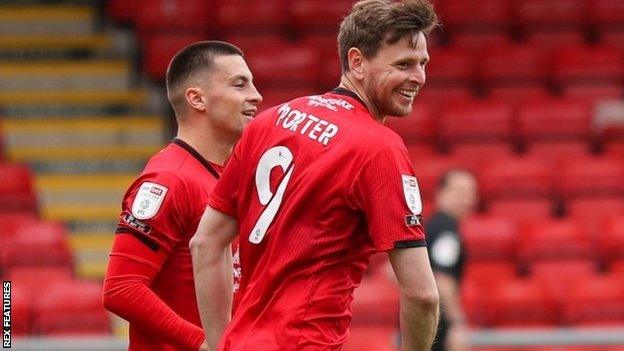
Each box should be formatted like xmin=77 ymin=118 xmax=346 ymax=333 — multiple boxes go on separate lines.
xmin=1 ymin=0 xmax=624 ymax=349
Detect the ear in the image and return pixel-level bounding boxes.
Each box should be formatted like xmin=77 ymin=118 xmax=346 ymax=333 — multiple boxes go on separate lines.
xmin=185 ymin=87 xmax=206 ymax=112
xmin=347 ymin=47 xmax=365 ymax=80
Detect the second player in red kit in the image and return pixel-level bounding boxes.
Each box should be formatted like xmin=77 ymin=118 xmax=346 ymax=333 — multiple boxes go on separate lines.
xmin=192 ymin=1 xmax=440 ymax=350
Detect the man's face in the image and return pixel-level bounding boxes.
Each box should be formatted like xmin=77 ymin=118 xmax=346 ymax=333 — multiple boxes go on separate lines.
xmin=441 ymin=172 xmax=479 ymax=219
xmin=200 ymin=55 xmax=262 ymax=138
xmin=361 ymin=32 xmax=429 ymax=117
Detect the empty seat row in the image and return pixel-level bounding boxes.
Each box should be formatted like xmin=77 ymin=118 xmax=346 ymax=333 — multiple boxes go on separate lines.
xmin=0 ymin=162 xmax=37 ymax=214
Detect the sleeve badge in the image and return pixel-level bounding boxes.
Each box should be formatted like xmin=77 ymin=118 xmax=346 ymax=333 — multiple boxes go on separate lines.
xmin=401 ymin=174 xmax=422 ymax=215
xmin=131 ymin=182 xmax=169 ymax=219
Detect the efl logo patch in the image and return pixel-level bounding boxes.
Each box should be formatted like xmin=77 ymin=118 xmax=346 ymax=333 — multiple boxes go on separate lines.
xmin=405 ymin=214 xmax=423 ymax=227
xmin=401 ymin=175 xmax=422 ymax=215
xmin=132 ymin=182 xmax=168 ymax=219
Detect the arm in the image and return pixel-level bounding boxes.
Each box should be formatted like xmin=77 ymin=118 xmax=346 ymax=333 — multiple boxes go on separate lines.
xmin=103 ymin=233 xmax=206 ymax=350
xmin=388 ymin=246 xmax=440 ymax=351
xmin=190 ymin=206 xmax=239 ymax=350
xmin=435 ymin=272 xmax=469 ymax=351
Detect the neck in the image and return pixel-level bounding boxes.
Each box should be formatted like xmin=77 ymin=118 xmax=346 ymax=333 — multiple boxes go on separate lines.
xmin=338 ymin=74 xmax=385 ymax=123
xmin=175 ymin=121 xmax=236 ymax=166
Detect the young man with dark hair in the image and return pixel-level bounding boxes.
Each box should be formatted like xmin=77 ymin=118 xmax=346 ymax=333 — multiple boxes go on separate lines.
xmin=103 ymin=41 xmax=262 ymax=351
xmin=191 ymin=1 xmax=440 ymax=350
xmin=427 ymin=169 xmax=478 ymax=351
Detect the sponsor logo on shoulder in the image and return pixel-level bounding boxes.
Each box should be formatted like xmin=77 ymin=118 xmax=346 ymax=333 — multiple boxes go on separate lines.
xmin=131 ymin=182 xmax=168 ymax=219
xmin=405 ymin=214 xmax=423 ymax=227
xmin=307 ymin=95 xmax=354 ymax=111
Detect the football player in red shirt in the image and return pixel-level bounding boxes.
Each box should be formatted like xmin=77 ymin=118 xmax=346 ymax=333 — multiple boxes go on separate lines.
xmin=191 ymin=1 xmax=440 ymax=350
xmin=102 ymin=41 xmax=262 ymax=351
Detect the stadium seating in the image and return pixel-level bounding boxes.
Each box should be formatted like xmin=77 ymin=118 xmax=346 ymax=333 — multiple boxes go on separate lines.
xmin=461 ymin=215 xmax=518 ymax=262
xmin=514 ymin=0 xmax=587 ymax=29
xmin=386 ymin=102 xmax=436 ymax=146
xmin=557 ymin=155 xmax=624 ymax=198
xmin=448 ymin=143 xmax=515 ymax=166
xmin=214 ymin=0 xmax=287 ymax=34
xmin=589 ymin=0 xmax=624 ymax=27
xmin=438 ymin=100 xmax=514 ymax=149
xmin=598 ymin=216 xmax=624 ymax=264
xmin=343 ymin=326 xmax=398 ymax=351
xmin=479 ymin=44 xmax=549 ymax=86
xmin=530 ymin=259 xmax=597 ymax=303
xmin=561 ymin=84 xmax=624 ymax=102
xmin=517 ymin=98 xmax=592 ymax=142
xmin=480 ymin=277 xmax=558 ymax=327
xmin=566 ymin=198 xmax=624 ymax=221
xmin=437 ymin=0 xmax=512 ymax=33
xmin=487 ymin=198 xmax=555 ymax=222
xmin=425 ymin=47 xmax=475 ymax=88
xmin=479 ymin=155 xmax=552 ymax=200
xmin=33 ymin=280 xmax=111 ymax=335
xmin=0 ymin=162 xmax=37 ymax=214
xmin=142 ymin=33 xmax=205 ymax=81
xmin=462 ymin=262 xmax=518 ymax=325
xmin=1 ymin=221 xmax=73 ymax=273
xmin=10 ymin=284 xmax=31 ymax=336
xmin=488 ymin=86 xmax=552 ymax=105
xmin=135 ymin=0 xmax=212 ymax=39
xmin=519 ymin=218 xmax=594 ymax=264
xmin=525 ymin=141 xmax=591 ymax=162
xmin=351 ymin=274 xmax=399 ymax=326
xmin=561 ymin=273 xmax=624 ymax=325
xmin=553 ymin=45 xmax=624 ymax=86
xmin=288 ymin=0 xmax=354 ymax=34
xmin=450 ymin=32 xmax=511 ymax=49
xmin=412 ymin=154 xmax=476 ymax=201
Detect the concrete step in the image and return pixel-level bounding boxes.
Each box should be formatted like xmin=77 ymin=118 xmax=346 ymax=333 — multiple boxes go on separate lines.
xmin=0 ymin=34 xmax=113 ymax=60
xmin=0 ymin=61 xmax=131 ymax=91
xmin=42 ymin=203 xmax=120 ymax=222
xmin=0 ymin=5 xmax=95 ymax=36
xmin=2 ymin=116 xmax=165 ymax=148
xmin=37 ymin=173 xmax=135 ymax=208
xmin=0 ymin=90 xmax=148 ymax=117
xmin=7 ymin=145 xmax=160 ymax=162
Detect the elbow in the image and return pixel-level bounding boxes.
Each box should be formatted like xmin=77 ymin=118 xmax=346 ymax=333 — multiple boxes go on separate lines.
xmin=189 ymin=233 xmax=206 ymax=258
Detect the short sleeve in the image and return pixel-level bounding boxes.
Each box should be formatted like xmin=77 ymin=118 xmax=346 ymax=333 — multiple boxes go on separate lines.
xmin=116 ymin=172 xmax=187 ymax=253
xmin=208 ymin=140 xmax=243 ymax=217
xmin=351 ymin=144 xmax=426 ymax=252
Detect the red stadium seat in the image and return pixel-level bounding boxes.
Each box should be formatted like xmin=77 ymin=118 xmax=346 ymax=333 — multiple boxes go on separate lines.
xmin=412 ymin=155 xmax=477 ymax=201
xmin=589 ymin=0 xmax=624 ymax=26
xmin=461 ymin=215 xmax=518 ymax=262
xmin=0 ymin=212 xmax=37 ymax=238
xmin=530 ymin=259 xmax=597 ymax=302
xmin=215 ymin=0 xmax=287 ymax=34
xmin=567 ymin=198 xmax=624 ymax=221
xmin=142 ymin=33 xmax=205 ymax=81
xmin=519 ymin=218 xmax=594 ymax=264
xmin=562 ymin=273 xmax=624 ymax=326
xmin=598 ymin=216 xmax=624 ymax=264
xmin=7 ymin=266 xmax=73 ymax=290
xmin=561 ymin=84 xmax=624 ymax=102
xmin=439 ymin=100 xmax=514 ymax=147
xmin=553 ymin=45 xmax=624 ymax=85
xmin=514 ymin=0 xmax=587 ymax=27
xmin=0 ymin=163 xmax=37 ymax=214
xmin=417 ymin=86 xmax=475 ymax=107
xmin=479 ymin=44 xmax=549 ymax=85
xmin=481 ymin=277 xmax=558 ymax=327
xmin=487 ymin=198 xmax=554 ymax=222
xmin=462 ymin=262 xmax=518 ymax=326
xmin=1 ymin=221 xmax=73 ymax=272
xmin=344 ymin=326 xmax=398 ymax=351
xmin=448 ymin=143 xmax=515 ymax=166
xmin=135 ymin=0 xmax=212 ymax=38
xmin=488 ymin=86 xmax=552 ymax=106
xmin=301 ymin=34 xmax=342 ymax=89
xmin=10 ymin=284 xmax=31 ymax=336
xmin=450 ymin=32 xmax=512 ymax=50
xmin=257 ymin=87 xmax=318 ymax=111
xmin=525 ymin=141 xmax=591 ymax=163
xmin=386 ymin=103 xmax=435 ymax=144
xmin=34 ymin=280 xmax=111 ymax=335
xmin=426 ymin=47 xmax=475 ymax=87
xmin=244 ymin=41 xmax=322 ymax=87
xmin=600 ymin=30 xmax=624 ymax=50
xmin=517 ymin=98 xmax=592 ymax=142
xmin=479 ymin=155 xmax=553 ymax=200
xmin=106 ymin=0 xmax=139 ymax=24
xmin=438 ymin=0 xmax=512 ymax=31
xmin=524 ymin=29 xmax=587 ymax=47
xmin=351 ymin=274 xmax=399 ymax=326
xmin=557 ymin=156 xmax=624 ymax=198
xmin=288 ymin=0 xmax=353 ymax=34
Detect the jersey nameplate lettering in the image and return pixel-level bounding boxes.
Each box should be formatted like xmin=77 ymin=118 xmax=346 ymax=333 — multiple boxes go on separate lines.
xmin=401 ymin=175 xmax=422 ymax=215
xmin=132 ymin=182 xmax=168 ymax=219
xmin=275 ymin=103 xmax=339 ymax=146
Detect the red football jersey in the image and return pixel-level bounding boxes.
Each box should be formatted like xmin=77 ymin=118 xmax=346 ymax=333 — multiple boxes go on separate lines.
xmin=109 ymin=139 xmax=222 ymax=350
xmin=209 ymin=89 xmax=426 ymax=350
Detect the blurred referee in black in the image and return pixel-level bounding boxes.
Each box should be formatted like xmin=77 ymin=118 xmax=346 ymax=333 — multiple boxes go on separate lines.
xmin=426 ymin=169 xmax=478 ymax=351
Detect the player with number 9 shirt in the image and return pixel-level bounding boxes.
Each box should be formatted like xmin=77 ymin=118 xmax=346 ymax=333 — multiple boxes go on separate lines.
xmin=191 ymin=1 xmax=440 ymax=350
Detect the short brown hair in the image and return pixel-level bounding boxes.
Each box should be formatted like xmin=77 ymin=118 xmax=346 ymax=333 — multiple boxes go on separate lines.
xmin=338 ymin=0 xmax=439 ymax=72
xmin=166 ymin=41 xmax=243 ymax=114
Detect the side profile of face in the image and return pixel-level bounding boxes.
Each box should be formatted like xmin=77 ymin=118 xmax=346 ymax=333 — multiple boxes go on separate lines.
xmin=192 ymin=54 xmax=262 ymax=138
xmin=438 ymin=171 xmax=479 ymax=219
xmin=360 ymin=31 xmax=429 ymax=117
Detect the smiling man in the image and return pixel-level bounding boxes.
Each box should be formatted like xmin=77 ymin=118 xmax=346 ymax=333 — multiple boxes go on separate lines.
xmin=103 ymin=41 xmax=262 ymax=351
xmin=191 ymin=2 xmax=440 ymax=350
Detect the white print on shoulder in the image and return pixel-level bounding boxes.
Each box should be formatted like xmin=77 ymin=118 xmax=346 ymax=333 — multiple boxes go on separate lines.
xmin=431 ymin=232 xmax=461 ymax=268
xmin=131 ymin=182 xmax=169 ymax=219
xmin=401 ymin=174 xmax=422 ymax=215
xmin=275 ymin=104 xmax=339 ymax=146
xmin=307 ymin=95 xmax=354 ymax=112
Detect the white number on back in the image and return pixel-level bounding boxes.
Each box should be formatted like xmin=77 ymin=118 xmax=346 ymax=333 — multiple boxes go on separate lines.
xmin=249 ymin=146 xmax=294 ymax=244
